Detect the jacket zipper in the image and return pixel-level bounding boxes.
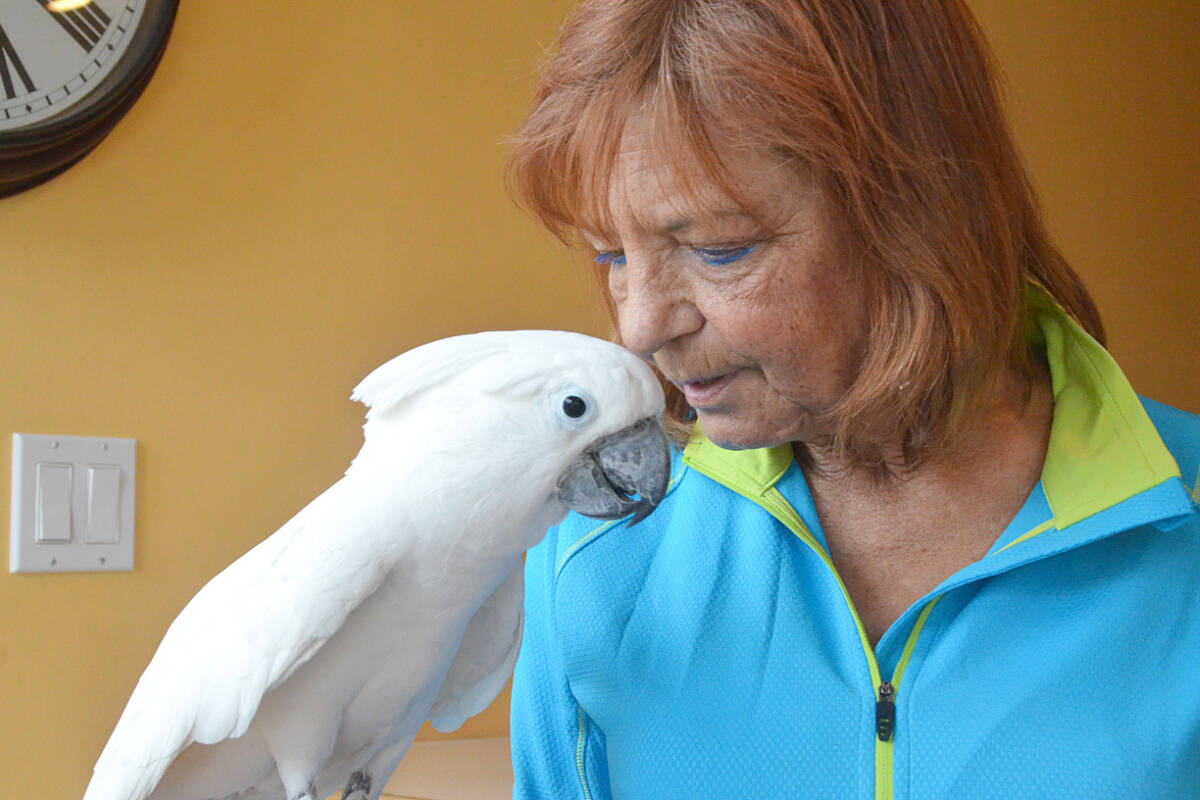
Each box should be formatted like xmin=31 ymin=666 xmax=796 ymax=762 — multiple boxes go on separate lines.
xmin=679 ymin=471 xmax=943 ymax=800
xmin=876 ymin=681 xmax=896 ymax=741
xmin=871 ymin=597 xmax=942 ymax=799
xmin=750 ymin=485 xmax=946 ymax=800
xmin=873 ymin=680 xmax=896 ymax=800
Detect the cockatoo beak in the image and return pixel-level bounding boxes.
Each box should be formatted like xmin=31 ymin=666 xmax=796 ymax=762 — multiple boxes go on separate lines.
xmin=555 ymin=417 xmax=670 ymax=526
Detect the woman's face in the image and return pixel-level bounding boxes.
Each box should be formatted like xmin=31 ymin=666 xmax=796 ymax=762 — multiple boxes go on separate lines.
xmin=586 ymin=120 xmax=871 ymax=450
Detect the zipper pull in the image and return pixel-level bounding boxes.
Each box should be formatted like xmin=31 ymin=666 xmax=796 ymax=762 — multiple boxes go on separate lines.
xmin=876 ymin=681 xmax=896 ymax=742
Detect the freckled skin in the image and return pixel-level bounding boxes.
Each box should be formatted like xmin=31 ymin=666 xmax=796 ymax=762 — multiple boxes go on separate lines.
xmin=591 ymin=117 xmax=870 ymax=451
xmin=589 ymin=117 xmax=1055 ymax=644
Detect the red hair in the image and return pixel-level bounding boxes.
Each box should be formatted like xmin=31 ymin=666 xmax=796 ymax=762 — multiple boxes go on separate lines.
xmin=508 ymin=0 xmax=1103 ymax=466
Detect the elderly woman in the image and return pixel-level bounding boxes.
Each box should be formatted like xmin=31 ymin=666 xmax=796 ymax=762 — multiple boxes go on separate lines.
xmin=506 ymin=2 xmax=1200 ymax=797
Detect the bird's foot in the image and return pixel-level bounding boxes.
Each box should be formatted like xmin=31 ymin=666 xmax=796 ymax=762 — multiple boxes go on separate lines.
xmin=288 ymin=782 xmax=319 ymax=800
xmin=341 ymin=770 xmax=372 ymax=800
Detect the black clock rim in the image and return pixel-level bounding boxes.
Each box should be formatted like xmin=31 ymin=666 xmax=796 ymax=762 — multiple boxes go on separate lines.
xmin=0 ymin=0 xmax=180 ymax=197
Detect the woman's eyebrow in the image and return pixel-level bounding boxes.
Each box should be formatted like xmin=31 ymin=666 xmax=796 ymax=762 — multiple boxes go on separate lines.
xmin=665 ymin=209 xmax=754 ymax=233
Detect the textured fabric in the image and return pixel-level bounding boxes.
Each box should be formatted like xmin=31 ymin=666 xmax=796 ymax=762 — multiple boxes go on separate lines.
xmin=511 ymin=293 xmax=1200 ymax=799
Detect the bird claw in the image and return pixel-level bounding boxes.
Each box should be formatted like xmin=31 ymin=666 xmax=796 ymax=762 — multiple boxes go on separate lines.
xmin=288 ymin=783 xmax=319 ymax=800
xmin=342 ymin=770 xmax=372 ymax=800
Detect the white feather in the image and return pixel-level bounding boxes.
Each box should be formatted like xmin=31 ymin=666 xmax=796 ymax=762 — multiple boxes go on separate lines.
xmin=83 ymin=330 xmax=664 ymax=800
xmin=429 ymin=561 xmax=525 ymax=733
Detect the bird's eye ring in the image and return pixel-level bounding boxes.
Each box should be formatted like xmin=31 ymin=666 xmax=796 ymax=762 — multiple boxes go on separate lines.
xmin=553 ymin=387 xmax=595 ymax=428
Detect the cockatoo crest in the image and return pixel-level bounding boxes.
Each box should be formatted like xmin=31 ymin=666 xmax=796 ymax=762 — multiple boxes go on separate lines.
xmin=352 ymin=330 xmax=615 ymax=421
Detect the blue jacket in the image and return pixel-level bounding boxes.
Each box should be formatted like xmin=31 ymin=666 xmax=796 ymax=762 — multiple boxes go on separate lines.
xmin=511 ymin=287 xmax=1200 ymax=799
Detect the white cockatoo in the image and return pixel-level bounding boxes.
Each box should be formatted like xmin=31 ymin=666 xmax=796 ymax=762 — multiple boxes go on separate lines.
xmin=83 ymin=330 xmax=669 ymax=800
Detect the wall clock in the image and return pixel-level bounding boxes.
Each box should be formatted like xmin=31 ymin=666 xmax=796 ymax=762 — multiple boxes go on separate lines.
xmin=0 ymin=0 xmax=179 ymax=197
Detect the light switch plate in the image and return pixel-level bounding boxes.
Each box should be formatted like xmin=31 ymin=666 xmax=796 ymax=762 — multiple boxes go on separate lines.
xmin=10 ymin=433 xmax=136 ymax=573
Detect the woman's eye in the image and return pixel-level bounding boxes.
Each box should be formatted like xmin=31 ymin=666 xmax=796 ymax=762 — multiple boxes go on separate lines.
xmin=593 ymin=250 xmax=627 ymax=267
xmin=694 ymin=244 xmax=755 ymax=266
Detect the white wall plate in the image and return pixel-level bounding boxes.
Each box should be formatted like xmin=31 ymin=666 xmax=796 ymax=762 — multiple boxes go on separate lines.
xmin=10 ymin=433 xmax=136 ymax=573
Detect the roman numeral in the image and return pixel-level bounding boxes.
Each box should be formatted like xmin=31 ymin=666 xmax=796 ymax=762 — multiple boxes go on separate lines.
xmin=39 ymin=0 xmax=113 ymax=52
xmin=0 ymin=25 xmax=37 ymax=100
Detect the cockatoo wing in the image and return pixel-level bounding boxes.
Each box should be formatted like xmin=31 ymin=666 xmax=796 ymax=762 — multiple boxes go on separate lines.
xmin=428 ymin=560 xmax=525 ymax=733
xmin=84 ymin=481 xmax=391 ymax=800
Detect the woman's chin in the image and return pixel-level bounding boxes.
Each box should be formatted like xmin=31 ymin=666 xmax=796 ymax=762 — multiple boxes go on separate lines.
xmin=694 ymin=411 xmax=777 ymax=452
xmin=694 ymin=405 xmax=816 ymax=452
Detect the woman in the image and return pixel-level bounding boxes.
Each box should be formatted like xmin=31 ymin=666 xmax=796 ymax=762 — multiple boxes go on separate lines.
xmin=506 ymin=2 xmax=1200 ymax=797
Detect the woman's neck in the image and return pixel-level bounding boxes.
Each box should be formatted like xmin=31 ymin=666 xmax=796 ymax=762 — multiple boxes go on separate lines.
xmin=798 ymin=362 xmax=1054 ymax=644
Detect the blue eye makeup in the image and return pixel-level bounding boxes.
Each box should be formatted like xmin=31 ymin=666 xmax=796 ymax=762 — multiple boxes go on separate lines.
xmin=593 ymin=251 xmax=627 ymax=267
xmin=694 ymin=244 xmax=756 ymax=266
xmin=591 ymin=244 xmax=755 ymax=268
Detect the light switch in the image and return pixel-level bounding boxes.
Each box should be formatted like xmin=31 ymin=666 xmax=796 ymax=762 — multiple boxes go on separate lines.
xmin=35 ymin=462 xmax=73 ymax=542
xmin=86 ymin=465 xmax=121 ymax=544
xmin=10 ymin=433 xmax=136 ymax=573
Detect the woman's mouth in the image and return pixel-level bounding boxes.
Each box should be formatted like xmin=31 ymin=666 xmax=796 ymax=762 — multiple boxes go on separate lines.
xmin=679 ymin=371 xmax=739 ymax=409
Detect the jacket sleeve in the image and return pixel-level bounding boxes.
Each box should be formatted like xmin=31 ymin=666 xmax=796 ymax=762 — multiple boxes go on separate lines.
xmin=510 ymin=525 xmax=611 ymax=800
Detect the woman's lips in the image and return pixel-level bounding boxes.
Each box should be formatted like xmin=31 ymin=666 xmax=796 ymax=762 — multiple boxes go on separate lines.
xmin=679 ymin=370 xmax=739 ymax=409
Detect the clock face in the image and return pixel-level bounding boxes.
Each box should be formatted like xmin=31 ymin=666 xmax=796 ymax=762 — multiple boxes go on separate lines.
xmin=0 ymin=1 xmax=149 ymax=131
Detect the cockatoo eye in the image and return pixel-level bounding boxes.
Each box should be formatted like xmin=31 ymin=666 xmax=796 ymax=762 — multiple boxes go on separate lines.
xmin=553 ymin=386 xmax=595 ymax=427
xmin=562 ymin=395 xmax=588 ymax=418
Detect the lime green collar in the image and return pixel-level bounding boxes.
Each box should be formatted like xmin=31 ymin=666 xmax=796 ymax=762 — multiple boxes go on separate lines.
xmin=1025 ymin=284 xmax=1180 ymax=526
xmin=681 ymin=433 xmax=793 ymax=500
xmin=682 ymin=284 xmax=1181 ymax=529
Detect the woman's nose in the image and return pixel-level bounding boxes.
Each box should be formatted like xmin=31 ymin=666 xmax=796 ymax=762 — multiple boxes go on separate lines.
xmin=609 ymin=253 xmax=703 ymax=358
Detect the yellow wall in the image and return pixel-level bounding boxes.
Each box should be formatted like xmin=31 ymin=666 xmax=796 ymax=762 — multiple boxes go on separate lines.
xmin=0 ymin=2 xmax=1194 ymax=796
xmin=0 ymin=2 xmax=584 ymax=795
xmin=971 ymin=0 xmax=1199 ymax=412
